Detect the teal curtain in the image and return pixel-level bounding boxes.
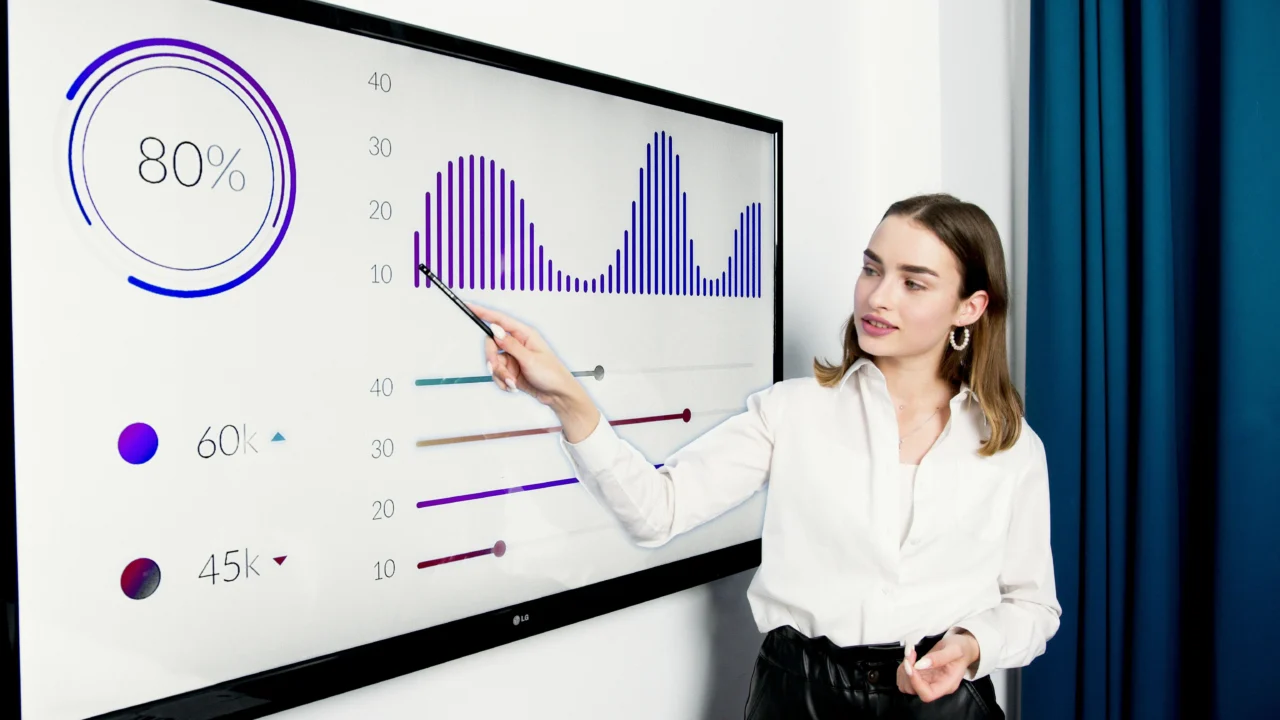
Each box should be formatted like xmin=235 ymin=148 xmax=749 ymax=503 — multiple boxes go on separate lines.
xmin=1024 ymin=1 xmax=1280 ymax=718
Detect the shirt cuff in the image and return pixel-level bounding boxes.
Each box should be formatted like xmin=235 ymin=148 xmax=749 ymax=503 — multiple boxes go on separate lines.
xmin=559 ymin=412 xmax=619 ymax=477
xmin=950 ymin=616 xmax=999 ymax=681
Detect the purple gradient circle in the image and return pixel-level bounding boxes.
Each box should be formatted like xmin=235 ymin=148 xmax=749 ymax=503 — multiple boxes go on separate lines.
xmin=118 ymin=422 xmax=159 ymax=464
xmin=121 ymin=558 xmax=161 ymax=600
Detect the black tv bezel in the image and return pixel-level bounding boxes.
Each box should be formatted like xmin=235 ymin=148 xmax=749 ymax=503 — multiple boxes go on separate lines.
xmin=2 ymin=0 xmax=784 ymax=717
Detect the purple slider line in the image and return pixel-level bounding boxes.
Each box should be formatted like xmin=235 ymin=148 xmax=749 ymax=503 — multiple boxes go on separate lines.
xmin=414 ymin=231 xmax=420 ymax=287
xmin=539 ymin=243 xmax=544 ymax=290
xmin=417 ymin=477 xmax=579 ymax=508
xmin=480 ymin=157 xmax=486 ymax=289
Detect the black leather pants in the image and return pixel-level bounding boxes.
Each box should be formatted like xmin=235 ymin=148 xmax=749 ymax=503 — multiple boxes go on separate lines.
xmin=743 ymin=626 xmax=1005 ymax=720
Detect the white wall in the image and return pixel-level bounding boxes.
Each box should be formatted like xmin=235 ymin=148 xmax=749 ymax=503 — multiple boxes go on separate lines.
xmin=272 ymin=1 xmax=1023 ymax=718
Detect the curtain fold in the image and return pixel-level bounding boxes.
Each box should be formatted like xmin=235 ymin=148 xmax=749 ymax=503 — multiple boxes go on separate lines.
xmin=1023 ymin=1 xmax=1279 ymax=718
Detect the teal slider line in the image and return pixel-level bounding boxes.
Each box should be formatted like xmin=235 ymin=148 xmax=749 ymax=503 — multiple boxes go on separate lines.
xmin=415 ymin=376 xmax=490 ymax=386
xmin=416 ymin=365 xmax=604 ymax=387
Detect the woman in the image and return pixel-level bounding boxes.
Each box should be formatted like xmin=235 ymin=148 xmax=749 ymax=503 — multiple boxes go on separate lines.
xmin=471 ymin=194 xmax=1060 ymax=719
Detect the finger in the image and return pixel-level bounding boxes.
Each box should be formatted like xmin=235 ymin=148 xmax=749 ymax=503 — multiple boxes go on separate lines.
xmin=468 ymin=304 xmax=541 ymax=348
xmin=494 ymin=330 xmax=534 ymax=364
xmin=484 ymin=337 xmax=500 ymax=370
xmin=897 ymin=664 xmax=916 ymax=695
xmin=488 ymin=355 xmax=509 ymax=391
xmin=908 ymin=655 xmax=935 ymax=701
xmin=914 ymin=642 xmax=963 ymax=671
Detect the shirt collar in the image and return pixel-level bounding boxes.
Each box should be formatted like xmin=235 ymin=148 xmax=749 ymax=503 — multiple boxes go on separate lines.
xmin=836 ymin=356 xmax=978 ymax=405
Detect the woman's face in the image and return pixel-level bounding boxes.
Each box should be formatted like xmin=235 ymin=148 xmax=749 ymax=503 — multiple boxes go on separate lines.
xmin=853 ymin=215 xmax=982 ymax=360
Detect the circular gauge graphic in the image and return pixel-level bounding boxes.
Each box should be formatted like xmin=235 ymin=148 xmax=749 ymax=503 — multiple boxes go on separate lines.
xmin=65 ymin=38 xmax=296 ymax=298
xmin=121 ymin=558 xmax=161 ymax=600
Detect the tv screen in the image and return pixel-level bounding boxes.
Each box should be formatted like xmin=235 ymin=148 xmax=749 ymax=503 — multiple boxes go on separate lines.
xmin=3 ymin=1 xmax=782 ymax=717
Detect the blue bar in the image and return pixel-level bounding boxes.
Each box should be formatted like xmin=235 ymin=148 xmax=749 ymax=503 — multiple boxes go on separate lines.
xmin=660 ymin=131 xmax=666 ymax=295
xmin=640 ymin=161 xmax=647 ymax=294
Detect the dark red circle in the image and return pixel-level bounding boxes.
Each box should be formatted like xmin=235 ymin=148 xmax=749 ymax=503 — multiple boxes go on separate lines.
xmin=681 ymin=408 xmax=691 ymax=423
xmin=493 ymin=540 xmax=507 ymax=557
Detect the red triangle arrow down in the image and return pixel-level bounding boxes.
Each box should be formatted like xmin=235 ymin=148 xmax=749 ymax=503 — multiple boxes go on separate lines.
xmin=273 ymin=556 xmax=287 ymax=565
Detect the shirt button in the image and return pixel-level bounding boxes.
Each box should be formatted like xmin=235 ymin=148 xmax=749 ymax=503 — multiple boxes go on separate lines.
xmin=868 ymin=669 xmax=880 ymax=684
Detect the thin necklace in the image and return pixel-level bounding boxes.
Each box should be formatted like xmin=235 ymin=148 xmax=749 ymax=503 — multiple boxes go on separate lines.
xmin=898 ymin=405 xmax=942 ymax=447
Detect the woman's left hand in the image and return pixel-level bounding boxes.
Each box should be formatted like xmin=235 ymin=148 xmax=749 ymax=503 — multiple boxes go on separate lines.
xmin=897 ymin=630 xmax=981 ymax=702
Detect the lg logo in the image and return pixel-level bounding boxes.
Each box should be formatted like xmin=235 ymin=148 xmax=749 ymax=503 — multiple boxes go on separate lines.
xmin=512 ymin=613 xmax=530 ymax=626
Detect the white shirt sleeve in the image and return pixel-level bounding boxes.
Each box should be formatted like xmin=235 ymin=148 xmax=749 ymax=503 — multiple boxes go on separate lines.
xmin=954 ymin=427 xmax=1063 ymax=680
xmin=558 ymin=383 xmax=779 ymax=547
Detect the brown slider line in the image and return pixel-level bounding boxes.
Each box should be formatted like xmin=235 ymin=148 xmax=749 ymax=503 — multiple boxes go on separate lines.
xmin=415 ymin=408 xmax=692 ymax=448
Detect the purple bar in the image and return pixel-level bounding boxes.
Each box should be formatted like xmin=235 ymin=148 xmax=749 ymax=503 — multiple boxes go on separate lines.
xmin=436 ymin=175 xmax=442 ymax=282
xmin=509 ymin=181 xmax=516 ymax=289
xmin=414 ymin=231 xmax=420 ymax=287
xmin=447 ymin=161 xmax=454 ymax=287
xmin=539 ymin=243 xmax=544 ymax=291
xmin=615 ymin=250 xmax=620 ymax=292
xmin=557 ymin=269 xmax=562 ymax=292
xmin=416 ymin=477 xmax=579 ymax=509
xmin=517 ymin=196 xmax=522 ymax=288
xmin=747 ymin=205 xmax=752 ymax=297
xmin=528 ymin=212 xmax=534 ymax=292
xmin=489 ymin=160 xmax=496 ymax=289
xmin=457 ymin=157 xmax=464 ymax=287
xmin=697 ymin=266 xmax=701 ymax=296
xmin=479 ymin=158 xmax=485 ymax=289
xmin=757 ymin=202 xmax=763 ymax=297
xmin=609 ymin=265 xmax=613 ymax=293
xmin=575 ymin=277 xmax=580 ymax=292
xmin=469 ymin=155 xmax=475 ymax=289
xmin=425 ymin=191 xmax=431 ymax=287
xmin=499 ymin=169 xmax=506 ymax=289
xmin=591 ymin=278 xmax=596 ymax=293
xmin=740 ymin=210 xmax=745 ymax=297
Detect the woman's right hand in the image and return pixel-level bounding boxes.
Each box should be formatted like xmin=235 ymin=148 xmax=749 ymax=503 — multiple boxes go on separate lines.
xmin=468 ymin=303 xmax=572 ymax=403
xmin=467 ymin=303 xmax=601 ymax=442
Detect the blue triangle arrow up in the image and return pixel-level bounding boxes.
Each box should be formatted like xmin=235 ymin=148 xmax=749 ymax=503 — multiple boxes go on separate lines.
xmin=271 ymin=432 xmax=285 ymax=442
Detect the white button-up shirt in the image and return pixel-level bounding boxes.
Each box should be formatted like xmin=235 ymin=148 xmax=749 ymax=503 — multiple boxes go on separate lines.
xmin=560 ymin=357 xmax=1061 ymax=680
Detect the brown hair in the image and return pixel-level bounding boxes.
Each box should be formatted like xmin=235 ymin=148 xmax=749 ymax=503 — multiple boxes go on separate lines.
xmin=813 ymin=193 xmax=1023 ymax=455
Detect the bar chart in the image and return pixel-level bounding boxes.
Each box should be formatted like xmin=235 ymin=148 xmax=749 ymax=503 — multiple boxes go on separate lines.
xmin=411 ymin=131 xmax=764 ymax=298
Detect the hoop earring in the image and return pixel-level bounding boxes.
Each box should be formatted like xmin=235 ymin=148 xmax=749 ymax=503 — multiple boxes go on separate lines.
xmin=949 ymin=326 xmax=970 ymax=351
